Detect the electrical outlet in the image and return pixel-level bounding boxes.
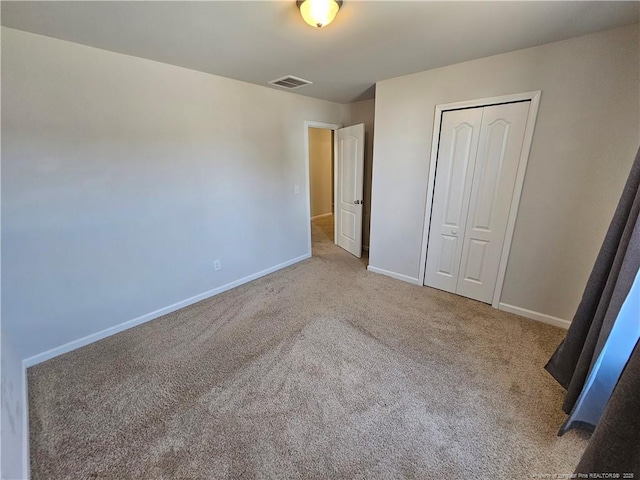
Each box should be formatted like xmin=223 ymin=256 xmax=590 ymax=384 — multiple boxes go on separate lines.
xmin=214 ymin=259 xmax=221 ymax=271
xmin=294 ymin=184 xmax=300 ymax=194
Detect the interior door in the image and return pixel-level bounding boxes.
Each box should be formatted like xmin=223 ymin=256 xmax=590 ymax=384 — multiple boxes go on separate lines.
xmin=336 ymin=123 xmax=365 ymax=258
xmin=456 ymin=102 xmax=530 ymax=302
xmin=424 ymin=102 xmax=530 ymax=303
xmin=424 ymin=108 xmax=483 ymax=293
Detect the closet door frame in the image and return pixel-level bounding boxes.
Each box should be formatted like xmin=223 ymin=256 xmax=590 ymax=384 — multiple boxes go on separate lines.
xmin=418 ymin=91 xmax=542 ymax=308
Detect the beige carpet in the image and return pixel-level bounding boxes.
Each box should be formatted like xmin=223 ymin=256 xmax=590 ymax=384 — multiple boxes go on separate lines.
xmin=28 ymin=214 xmax=588 ymax=479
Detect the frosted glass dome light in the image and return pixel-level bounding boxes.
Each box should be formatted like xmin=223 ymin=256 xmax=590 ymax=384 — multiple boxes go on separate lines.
xmin=297 ymin=0 xmax=342 ymax=28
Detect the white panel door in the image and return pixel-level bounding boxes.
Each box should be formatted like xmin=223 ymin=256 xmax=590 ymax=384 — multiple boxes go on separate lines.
xmin=336 ymin=124 xmax=365 ymax=257
xmin=424 ymin=108 xmax=483 ymax=293
xmin=456 ymin=102 xmax=530 ymax=302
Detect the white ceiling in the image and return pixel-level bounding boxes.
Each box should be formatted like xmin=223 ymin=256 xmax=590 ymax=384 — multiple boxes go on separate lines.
xmin=2 ymin=1 xmax=638 ymax=104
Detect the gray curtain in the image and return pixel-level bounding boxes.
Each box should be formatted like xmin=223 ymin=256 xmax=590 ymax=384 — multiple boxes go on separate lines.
xmin=545 ymin=145 xmax=640 ymax=415
xmin=574 ymin=339 xmax=640 ymax=476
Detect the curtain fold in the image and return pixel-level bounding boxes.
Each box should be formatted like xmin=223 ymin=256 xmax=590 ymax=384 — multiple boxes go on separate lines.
xmin=574 ymin=339 xmax=640 ymax=476
xmin=545 ymin=146 xmax=640 ymax=415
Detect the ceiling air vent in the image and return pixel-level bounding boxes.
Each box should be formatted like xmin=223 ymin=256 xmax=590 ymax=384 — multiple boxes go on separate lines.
xmin=268 ymin=75 xmax=313 ymax=90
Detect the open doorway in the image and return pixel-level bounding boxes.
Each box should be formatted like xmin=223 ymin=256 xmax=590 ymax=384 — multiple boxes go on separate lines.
xmin=304 ymin=121 xmax=366 ymax=261
xmin=303 ymin=121 xmax=340 ymax=257
xmin=308 ymin=127 xmax=335 ymax=253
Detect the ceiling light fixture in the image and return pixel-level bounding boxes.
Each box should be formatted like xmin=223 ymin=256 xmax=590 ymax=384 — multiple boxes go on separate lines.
xmin=296 ymin=0 xmax=342 ymax=28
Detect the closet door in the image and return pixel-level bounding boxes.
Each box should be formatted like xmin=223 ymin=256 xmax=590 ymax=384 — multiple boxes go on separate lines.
xmin=424 ymin=108 xmax=483 ymax=293
xmin=456 ymin=102 xmax=530 ymax=303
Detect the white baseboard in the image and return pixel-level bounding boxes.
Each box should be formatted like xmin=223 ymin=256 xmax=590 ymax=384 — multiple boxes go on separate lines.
xmin=498 ymin=302 xmax=571 ymax=329
xmin=367 ymin=265 xmax=421 ymax=285
xmin=23 ymin=253 xmax=311 ymax=368
xmin=21 ymin=360 xmax=30 ymax=480
xmin=311 ymin=212 xmax=332 ymax=220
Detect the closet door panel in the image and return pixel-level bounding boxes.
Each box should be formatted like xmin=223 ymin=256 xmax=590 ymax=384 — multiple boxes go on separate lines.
xmin=457 ymin=101 xmax=530 ymax=303
xmin=424 ymin=108 xmax=483 ymax=293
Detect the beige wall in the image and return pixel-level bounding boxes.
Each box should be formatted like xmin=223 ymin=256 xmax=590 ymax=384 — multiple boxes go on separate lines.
xmin=1 ymin=329 xmax=25 ymax=480
xmin=345 ymin=99 xmax=376 ymax=249
xmin=2 ymin=26 xmax=346 ymax=360
xmin=309 ymin=128 xmax=333 ymax=218
xmin=369 ymin=24 xmax=639 ymax=321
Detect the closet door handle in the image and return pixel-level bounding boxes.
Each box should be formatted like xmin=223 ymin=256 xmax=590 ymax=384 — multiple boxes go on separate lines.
xmin=452 ymin=229 xmax=458 ymax=235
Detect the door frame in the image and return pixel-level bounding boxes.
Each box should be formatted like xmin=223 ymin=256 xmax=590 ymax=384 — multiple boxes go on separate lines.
xmin=304 ymin=121 xmax=342 ymax=255
xmin=417 ymin=90 xmax=542 ymax=308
